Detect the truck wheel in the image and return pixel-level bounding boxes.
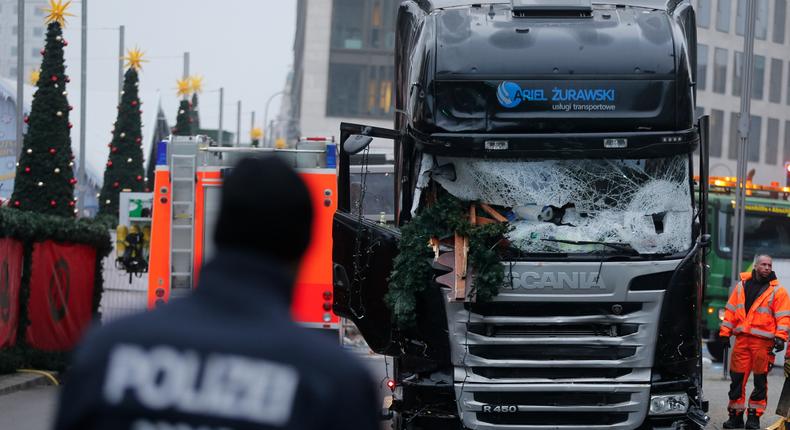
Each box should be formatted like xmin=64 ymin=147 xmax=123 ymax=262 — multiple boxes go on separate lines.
xmin=707 ymin=340 xmax=725 ymax=362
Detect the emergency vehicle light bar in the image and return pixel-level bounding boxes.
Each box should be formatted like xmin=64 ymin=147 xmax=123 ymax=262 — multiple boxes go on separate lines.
xmin=695 ymin=175 xmax=790 ymax=197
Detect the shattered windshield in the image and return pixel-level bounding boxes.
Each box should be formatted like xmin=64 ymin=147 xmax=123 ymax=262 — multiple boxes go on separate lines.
xmin=425 ymin=155 xmax=692 ymax=256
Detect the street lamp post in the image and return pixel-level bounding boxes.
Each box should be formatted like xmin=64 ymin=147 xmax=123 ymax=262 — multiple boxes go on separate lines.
xmin=263 ymin=91 xmax=285 ymax=147
xmin=78 ymin=0 xmax=88 ymax=215
xmin=15 ymin=0 xmax=24 ymax=160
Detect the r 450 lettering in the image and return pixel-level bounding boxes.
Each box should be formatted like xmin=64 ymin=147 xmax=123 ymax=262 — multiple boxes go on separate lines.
xmin=482 ymin=405 xmax=518 ymax=413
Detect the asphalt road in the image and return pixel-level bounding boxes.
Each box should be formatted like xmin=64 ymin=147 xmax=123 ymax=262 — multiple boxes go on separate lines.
xmin=0 ymin=385 xmax=58 ymax=430
xmin=0 ymin=354 xmax=787 ymax=430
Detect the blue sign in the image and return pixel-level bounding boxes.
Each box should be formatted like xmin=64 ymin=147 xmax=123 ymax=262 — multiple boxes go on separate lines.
xmin=496 ymin=81 xmax=616 ymax=109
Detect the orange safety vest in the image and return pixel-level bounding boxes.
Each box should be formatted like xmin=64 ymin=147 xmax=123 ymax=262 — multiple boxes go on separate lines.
xmin=720 ymin=272 xmax=790 ymax=341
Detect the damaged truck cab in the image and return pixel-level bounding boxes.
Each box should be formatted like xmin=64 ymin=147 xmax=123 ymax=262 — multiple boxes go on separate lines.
xmin=334 ymin=1 xmax=710 ymax=429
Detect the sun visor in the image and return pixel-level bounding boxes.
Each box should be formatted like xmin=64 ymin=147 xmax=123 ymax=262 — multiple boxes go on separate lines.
xmin=407 ymin=3 xmax=694 ymax=138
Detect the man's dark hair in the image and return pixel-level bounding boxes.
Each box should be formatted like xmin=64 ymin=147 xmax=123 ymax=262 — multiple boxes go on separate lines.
xmin=214 ymin=156 xmax=313 ymax=262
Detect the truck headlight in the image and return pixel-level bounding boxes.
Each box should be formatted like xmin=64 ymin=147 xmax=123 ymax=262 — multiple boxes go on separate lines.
xmin=649 ymin=393 xmax=689 ymax=415
xmin=718 ymin=309 xmax=726 ymax=321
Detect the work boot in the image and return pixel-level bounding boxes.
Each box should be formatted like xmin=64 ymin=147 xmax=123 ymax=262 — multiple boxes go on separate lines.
xmin=744 ymin=409 xmax=760 ymax=429
xmin=723 ymin=409 xmax=744 ymax=429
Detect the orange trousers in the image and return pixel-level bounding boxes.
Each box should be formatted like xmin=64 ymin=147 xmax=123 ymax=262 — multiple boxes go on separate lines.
xmin=728 ymin=335 xmax=775 ymax=415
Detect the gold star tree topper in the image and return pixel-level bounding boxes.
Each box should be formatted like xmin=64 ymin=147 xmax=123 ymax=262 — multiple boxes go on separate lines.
xmin=176 ymin=78 xmax=192 ymax=98
xmin=44 ymin=0 xmax=75 ymax=26
xmin=29 ymin=69 xmax=41 ymax=86
xmin=190 ymin=75 xmax=204 ymax=94
xmin=124 ymin=48 xmax=147 ymax=71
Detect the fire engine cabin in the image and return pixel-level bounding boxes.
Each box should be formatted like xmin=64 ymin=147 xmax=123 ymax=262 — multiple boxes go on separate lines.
xmin=147 ymin=135 xmax=339 ymax=329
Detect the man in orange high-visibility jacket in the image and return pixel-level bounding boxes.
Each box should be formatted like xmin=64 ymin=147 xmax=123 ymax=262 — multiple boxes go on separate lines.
xmin=720 ymin=254 xmax=790 ymax=429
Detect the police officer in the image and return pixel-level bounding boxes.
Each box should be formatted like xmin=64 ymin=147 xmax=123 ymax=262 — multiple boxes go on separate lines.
xmin=721 ymin=254 xmax=790 ymax=429
xmin=54 ymin=156 xmax=381 ymax=430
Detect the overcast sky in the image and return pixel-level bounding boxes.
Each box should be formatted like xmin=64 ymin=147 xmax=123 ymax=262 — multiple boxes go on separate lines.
xmin=52 ymin=0 xmax=297 ymax=180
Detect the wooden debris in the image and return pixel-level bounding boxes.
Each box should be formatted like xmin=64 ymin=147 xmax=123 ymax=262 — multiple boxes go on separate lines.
xmin=429 ymin=236 xmax=440 ymax=261
xmin=480 ymin=203 xmax=508 ymax=222
xmin=454 ymin=233 xmax=469 ymax=300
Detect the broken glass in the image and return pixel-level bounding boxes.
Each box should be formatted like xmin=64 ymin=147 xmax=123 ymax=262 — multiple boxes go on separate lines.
xmin=424 ymin=155 xmax=692 ymax=255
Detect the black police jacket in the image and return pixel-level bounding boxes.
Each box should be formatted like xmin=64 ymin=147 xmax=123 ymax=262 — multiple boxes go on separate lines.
xmin=54 ymin=249 xmax=381 ymax=430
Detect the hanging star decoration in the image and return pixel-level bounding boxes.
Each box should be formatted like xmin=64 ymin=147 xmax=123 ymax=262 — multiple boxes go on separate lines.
xmin=190 ymin=75 xmax=204 ymax=94
xmin=250 ymin=127 xmax=263 ymax=140
xmin=29 ymin=69 xmax=41 ymax=85
xmin=124 ymin=48 xmax=147 ymax=71
xmin=44 ymin=0 xmax=75 ymax=26
xmin=176 ymin=78 xmax=192 ymax=98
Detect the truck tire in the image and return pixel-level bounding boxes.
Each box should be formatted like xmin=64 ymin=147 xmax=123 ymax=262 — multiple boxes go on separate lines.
xmin=707 ymin=340 xmax=725 ymax=362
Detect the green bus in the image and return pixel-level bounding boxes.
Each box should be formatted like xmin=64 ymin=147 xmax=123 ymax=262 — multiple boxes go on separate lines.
xmin=703 ymin=179 xmax=790 ymax=361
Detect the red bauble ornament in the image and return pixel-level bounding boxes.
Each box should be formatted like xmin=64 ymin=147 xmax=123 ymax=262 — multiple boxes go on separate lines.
xmin=24 ymin=167 xmax=30 ymax=173
xmin=69 ymin=178 xmax=77 ymax=185
xmin=68 ymin=201 xmax=75 ymax=207
xmin=23 ymin=116 xmax=29 ymax=124
xmin=107 ymin=161 xmax=113 ymax=167
xmin=135 ymin=137 xmax=142 ymax=144
xmin=49 ymin=148 xmax=56 ymax=155
xmin=113 ymin=182 xmax=119 ymax=188
xmin=68 ymin=122 xmax=73 ymax=129
xmin=188 ymin=119 xmax=193 ymax=123
xmin=63 ymin=40 xmax=68 ymax=46
xmin=68 ymin=105 xmax=74 ymax=111
xmin=40 ymin=49 xmax=45 ymax=55
xmin=13 ymin=200 xmax=20 ymax=207
xmin=136 ymin=175 xmax=143 ymax=181
xmin=111 ymin=146 xmax=118 ymax=153
xmin=50 ymin=200 xmax=57 ymax=207
xmin=50 ymin=75 xmax=58 ymax=82
xmin=131 ymin=100 xmax=138 ymax=107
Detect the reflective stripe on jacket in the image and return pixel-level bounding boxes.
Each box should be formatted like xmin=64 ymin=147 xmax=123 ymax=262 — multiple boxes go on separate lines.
xmin=720 ymin=272 xmax=790 ymax=341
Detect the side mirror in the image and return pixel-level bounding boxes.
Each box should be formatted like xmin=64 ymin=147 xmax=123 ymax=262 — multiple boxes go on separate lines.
xmin=343 ymin=134 xmax=374 ymax=155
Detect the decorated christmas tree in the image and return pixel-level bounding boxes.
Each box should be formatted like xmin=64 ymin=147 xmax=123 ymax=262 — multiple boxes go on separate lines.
xmin=98 ymin=49 xmax=147 ymax=217
xmin=172 ymin=78 xmax=193 ymax=136
xmin=146 ymin=103 xmax=169 ymax=188
xmin=250 ymin=127 xmax=263 ymax=147
xmin=189 ymin=75 xmax=202 ymax=132
xmin=11 ymin=0 xmax=77 ymax=217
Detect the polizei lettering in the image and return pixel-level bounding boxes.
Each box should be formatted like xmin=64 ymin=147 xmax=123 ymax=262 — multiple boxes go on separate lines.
xmin=508 ymin=271 xmax=606 ymax=290
xmin=103 ymin=345 xmax=299 ymax=426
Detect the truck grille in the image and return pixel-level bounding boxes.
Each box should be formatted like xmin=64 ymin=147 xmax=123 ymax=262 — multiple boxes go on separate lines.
xmin=477 ymin=412 xmax=630 ymax=426
xmin=470 ymin=367 xmax=632 ymax=380
xmin=469 ymin=345 xmax=637 ymax=361
xmin=444 ymin=261 xmax=674 ymax=430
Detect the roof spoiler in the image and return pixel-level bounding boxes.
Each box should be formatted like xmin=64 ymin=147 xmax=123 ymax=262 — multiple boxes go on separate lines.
xmin=511 ymin=0 xmax=593 ymax=17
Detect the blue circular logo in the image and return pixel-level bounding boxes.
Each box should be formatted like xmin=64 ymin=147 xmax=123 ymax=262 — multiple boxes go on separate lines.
xmin=497 ymin=81 xmax=522 ymax=108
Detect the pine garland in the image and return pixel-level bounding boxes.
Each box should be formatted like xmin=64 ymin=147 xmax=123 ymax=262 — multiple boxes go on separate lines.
xmin=386 ymin=193 xmax=509 ymax=328
xmin=0 ymin=208 xmax=111 ymax=372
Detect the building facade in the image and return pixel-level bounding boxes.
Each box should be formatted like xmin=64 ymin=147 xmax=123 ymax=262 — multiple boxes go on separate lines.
xmin=0 ymin=2 xmax=47 ymax=81
xmin=287 ymin=0 xmax=396 ymax=157
xmin=695 ymin=0 xmax=790 ymax=184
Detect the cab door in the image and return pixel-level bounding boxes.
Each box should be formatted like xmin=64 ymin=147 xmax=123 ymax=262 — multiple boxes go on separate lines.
xmin=333 ymin=123 xmax=401 ymax=355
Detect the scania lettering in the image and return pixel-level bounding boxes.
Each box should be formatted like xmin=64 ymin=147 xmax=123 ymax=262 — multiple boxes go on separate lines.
xmin=508 ymin=271 xmax=605 ymax=290
xmin=332 ymin=1 xmax=710 ymax=429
